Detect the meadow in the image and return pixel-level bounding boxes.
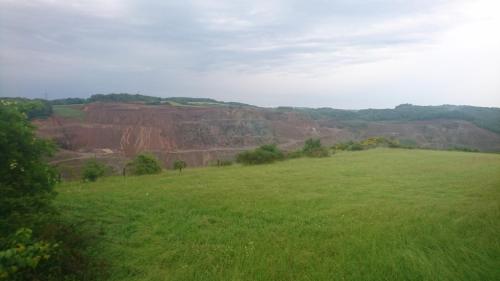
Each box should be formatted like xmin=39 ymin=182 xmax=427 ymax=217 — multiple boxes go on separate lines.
xmin=55 ymin=149 xmax=500 ymax=281
xmin=52 ymin=104 xmax=86 ymax=119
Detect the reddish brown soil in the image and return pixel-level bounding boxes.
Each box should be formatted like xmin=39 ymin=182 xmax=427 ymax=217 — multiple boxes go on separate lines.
xmin=34 ymin=102 xmax=500 ymax=175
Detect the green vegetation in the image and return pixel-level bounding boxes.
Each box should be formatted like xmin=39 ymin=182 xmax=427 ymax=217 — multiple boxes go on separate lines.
xmin=0 ymin=98 xmax=52 ymax=120
xmin=56 ymin=149 xmax=500 ymax=281
xmin=236 ymin=144 xmax=285 ymax=165
xmin=279 ymin=103 xmax=500 ymax=134
xmin=0 ymin=228 xmax=58 ymax=280
xmin=51 ymin=93 xmax=253 ymax=108
xmin=334 ymin=137 xmax=482 ymax=153
xmin=127 ymin=153 xmax=162 ymax=175
xmin=302 ymin=138 xmax=330 ymax=157
xmin=334 ymin=137 xmax=401 ymax=151
xmin=173 ymin=160 xmax=187 ymax=174
xmin=52 ymin=105 xmax=86 ymax=120
xmin=0 ymin=103 xmax=57 ymax=279
xmin=89 ymin=93 xmax=162 ymax=104
xmin=0 ymin=102 xmax=96 ymax=280
xmin=82 ymin=159 xmax=107 ymax=182
xmin=50 ymin=97 xmax=87 ymax=105
xmin=0 ymin=103 xmax=57 ymax=236
xmin=214 ymin=159 xmax=233 ymax=166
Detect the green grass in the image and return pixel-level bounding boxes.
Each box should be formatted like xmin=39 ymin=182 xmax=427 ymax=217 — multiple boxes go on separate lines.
xmin=52 ymin=104 xmax=86 ymax=119
xmin=55 ymin=149 xmax=500 ymax=281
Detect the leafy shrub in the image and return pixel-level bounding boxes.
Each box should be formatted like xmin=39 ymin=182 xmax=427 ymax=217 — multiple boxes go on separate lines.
xmin=173 ymin=160 xmax=187 ymax=173
xmin=236 ymin=144 xmax=284 ymax=165
xmin=334 ymin=137 xmax=405 ymax=151
xmin=82 ymin=159 xmax=107 ymax=182
xmin=0 ymin=228 xmax=57 ymax=280
xmin=302 ymin=138 xmax=330 ymax=157
xmin=127 ymin=153 xmax=162 ymax=175
xmin=360 ymin=137 xmax=383 ymax=148
xmin=346 ymin=142 xmax=364 ymax=151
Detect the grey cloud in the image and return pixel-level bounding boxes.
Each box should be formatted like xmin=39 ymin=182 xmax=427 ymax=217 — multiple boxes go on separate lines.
xmin=1 ymin=0 xmax=498 ymax=109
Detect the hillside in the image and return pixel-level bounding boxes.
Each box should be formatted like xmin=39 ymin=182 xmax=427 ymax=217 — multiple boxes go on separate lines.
xmin=56 ymin=149 xmax=500 ymax=281
xmin=30 ymin=98 xmax=500 ymax=176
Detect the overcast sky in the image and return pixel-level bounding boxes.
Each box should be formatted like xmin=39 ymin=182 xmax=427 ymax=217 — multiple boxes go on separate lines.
xmin=0 ymin=0 xmax=499 ymax=108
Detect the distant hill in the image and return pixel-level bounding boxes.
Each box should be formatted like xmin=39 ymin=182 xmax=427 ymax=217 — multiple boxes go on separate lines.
xmin=4 ymin=94 xmax=500 ymax=170
xmin=49 ymin=93 xmax=253 ymax=107
xmin=46 ymin=93 xmax=500 ymax=134
xmin=278 ymin=104 xmax=500 ymax=134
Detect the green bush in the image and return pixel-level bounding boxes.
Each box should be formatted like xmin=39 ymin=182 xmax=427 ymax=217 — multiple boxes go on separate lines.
xmin=82 ymin=159 xmax=107 ymax=182
xmin=334 ymin=137 xmax=405 ymax=151
xmin=173 ymin=160 xmax=187 ymax=173
xmin=346 ymin=142 xmax=364 ymax=151
xmin=302 ymin=138 xmax=330 ymax=157
xmin=128 ymin=153 xmax=162 ymax=175
xmin=0 ymin=228 xmax=57 ymax=280
xmin=236 ymin=144 xmax=284 ymax=165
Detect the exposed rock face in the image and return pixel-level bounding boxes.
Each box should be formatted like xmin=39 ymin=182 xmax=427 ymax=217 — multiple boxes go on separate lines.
xmin=35 ymin=103 xmax=335 ymax=168
xmin=34 ymin=102 xmax=500 ymax=172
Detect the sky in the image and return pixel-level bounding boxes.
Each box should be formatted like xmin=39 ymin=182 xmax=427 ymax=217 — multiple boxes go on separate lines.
xmin=0 ymin=0 xmax=499 ymax=109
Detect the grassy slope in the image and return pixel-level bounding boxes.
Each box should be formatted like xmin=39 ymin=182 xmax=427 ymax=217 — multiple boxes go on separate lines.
xmin=52 ymin=104 xmax=85 ymax=119
xmin=56 ymin=149 xmax=500 ymax=281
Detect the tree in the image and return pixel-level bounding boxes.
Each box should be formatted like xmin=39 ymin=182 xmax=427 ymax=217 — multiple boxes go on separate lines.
xmin=0 ymin=98 xmax=53 ymax=120
xmin=82 ymin=159 xmax=107 ymax=182
xmin=0 ymin=101 xmax=57 ymax=236
xmin=0 ymin=101 xmax=58 ymax=279
xmin=173 ymin=160 xmax=187 ymax=174
xmin=127 ymin=153 xmax=162 ymax=175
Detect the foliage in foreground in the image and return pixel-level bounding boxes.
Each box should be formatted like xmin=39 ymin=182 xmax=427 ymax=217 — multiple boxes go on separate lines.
xmin=236 ymin=144 xmax=285 ymax=165
xmin=127 ymin=153 xmax=163 ymax=175
xmin=0 ymin=103 xmax=57 ymax=238
xmin=0 ymin=228 xmax=57 ymax=280
xmin=0 ymin=103 xmax=99 ymax=280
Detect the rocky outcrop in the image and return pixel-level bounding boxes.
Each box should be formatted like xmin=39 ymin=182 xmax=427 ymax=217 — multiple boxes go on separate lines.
xmin=34 ymin=102 xmax=500 ymax=171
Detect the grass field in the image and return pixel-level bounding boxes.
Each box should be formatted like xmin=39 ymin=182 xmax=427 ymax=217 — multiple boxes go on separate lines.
xmin=55 ymin=149 xmax=500 ymax=281
xmin=52 ymin=104 xmax=86 ymax=119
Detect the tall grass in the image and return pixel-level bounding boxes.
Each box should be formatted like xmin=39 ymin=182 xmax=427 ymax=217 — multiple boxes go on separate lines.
xmin=56 ymin=149 xmax=500 ymax=281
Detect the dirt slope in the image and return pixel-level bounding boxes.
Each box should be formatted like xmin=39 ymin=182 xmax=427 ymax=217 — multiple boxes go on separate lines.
xmin=34 ymin=102 xmax=500 ymax=174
